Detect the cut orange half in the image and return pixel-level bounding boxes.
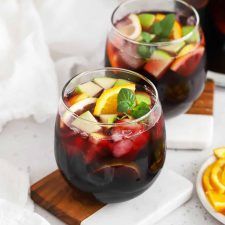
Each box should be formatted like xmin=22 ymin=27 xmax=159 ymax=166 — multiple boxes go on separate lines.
xmin=93 ymin=84 xmax=135 ymax=116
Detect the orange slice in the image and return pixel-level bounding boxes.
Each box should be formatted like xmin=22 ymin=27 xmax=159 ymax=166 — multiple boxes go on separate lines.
xmin=202 ymin=163 xmax=214 ymax=192
xmin=214 ymin=147 xmax=225 ymax=159
xmin=211 ymin=159 xmax=225 ymax=193
xmin=93 ymin=84 xmax=135 ymax=116
xmin=207 ymin=191 xmax=225 ymax=213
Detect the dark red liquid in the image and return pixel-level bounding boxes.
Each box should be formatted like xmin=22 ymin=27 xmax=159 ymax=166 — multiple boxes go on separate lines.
xmin=55 ymin=113 xmax=166 ymax=203
xmin=105 ymin=12 xmax=207 ymax=118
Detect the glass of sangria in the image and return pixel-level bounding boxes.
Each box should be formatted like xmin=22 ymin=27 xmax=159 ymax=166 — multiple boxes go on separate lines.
xmin=55 ymin=68 xmax=166 ymax=203
xmin=105 ymin=0 xmax=206 ymax=118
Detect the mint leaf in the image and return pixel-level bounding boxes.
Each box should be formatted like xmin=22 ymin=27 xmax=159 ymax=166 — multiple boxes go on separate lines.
xmin=137 ymin=45 xmax=154 ymax=59
xmin=141 ymin=32 xmax=154 ymax=43
xmin=151 ymin=14 xmax=175 ymax=38
xmin=131 ymin=102 xmax=150 ymax=118
xmin=151 ymin=22 xmax=162 ymax=36
xmin=117 ymin=88 xmax=136 ymax=113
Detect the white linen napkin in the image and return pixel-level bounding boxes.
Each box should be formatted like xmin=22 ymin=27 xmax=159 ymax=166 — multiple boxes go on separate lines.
xmin=0 ymin=0 xmax=58 ymax=132
xmin=0 ymin=158 xmax=50 ymax=225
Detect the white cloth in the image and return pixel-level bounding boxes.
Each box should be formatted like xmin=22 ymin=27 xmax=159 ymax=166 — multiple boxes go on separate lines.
xmin=0 ymin=158 xmax=50 ymax=225
xmin=0 ymin=0 xmax=58 ymax=131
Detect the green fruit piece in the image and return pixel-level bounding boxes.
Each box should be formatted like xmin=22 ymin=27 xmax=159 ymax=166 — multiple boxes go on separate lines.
xmin=182 ymin=26 xmax=200 ymax=43
xmin=144 ymin=50 xmax=173 ymax=78
xmin=99 ymin=114 xmax=117 ymax=124
xmin=114 ymin=79 xmax=132 ymax=87
xmin=72 ymin=111 xmax=101 ymax=133
xmin=135 ymin=91 xmax=151 ymax=105
xmin=76 ymin=81 xmax=102 ymax=97
xmin=62 ymin=97 xmax=97 ymax=123
xmin=138 ymin=14 xmax=155 ymax=29
xmin=93 ymin=77 xmax=117 ymax=89
xmin=160 ymin=41 xmax=185 ymax=54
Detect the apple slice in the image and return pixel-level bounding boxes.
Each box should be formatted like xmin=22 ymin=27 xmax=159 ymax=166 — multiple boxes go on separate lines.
xmin=144 ymin=50 xmax=173 ymax=79
xmin=62 ymin=98 xmax=97 ymax=123
xmin=67 ymin=93 xmax=88 ymax=106
xmin=76 ymin=81 xmax=102 ymax=97
xmin=93 ymin=77 xmax=117 ymax=89
xmin=159 ymin=41 xmax=185 ymax=54
xmin=138 ymin=13 xmax=155 ymax=30
xmin=99 ymin=114 xmax=117 ymax=124
xmin=171 ymin=46 xmax=204 ymax=77
xmin=72 ymin=111 xmax=101 ymax=133
xmin=90 ymin=132 xmax=107 ymax=144
xmin=135 ymin=91 xmax=151 ymax=105
xmin=182 ymin=26 xmax=200 ymax=43
xmin=114 ymin=79 xmax=132 ymax=87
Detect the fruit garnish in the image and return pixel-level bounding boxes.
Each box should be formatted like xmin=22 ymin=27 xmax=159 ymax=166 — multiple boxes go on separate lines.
xmin=117 ymin=88 xmax=136 ymax=113
xmin=153 ymin=13 xmax=182 ymax=39
xmin=203 ymin=164 xmax=214 ymax=192
xmin=94 ymin=161 xmax=141 ymax=179
xmin=137 ymin=45 xmax=154 ymax=59
xmin=135 ymin=91 xmax=151 ymax=105
xmin=114 ymin=79 xmax=132 ymax=87
xmin=67 ymin=93 xmax=88 ymax=107
xmin=138 ymin=14 xmax=155 ymax=30
xmin=112 ymin=139 xmax=133 ymax=158
xmin=99 ymin=114 xmax=117 ymax=124
xmin=93 ymin=84 xmax=135 ymax=116
xmin=76 ymin=81 xmax=102 ymax=97
xmin=62 ymin=98 xmax=97 ymax=122
xmin=207 ymin=191 xmax=225 ymax=213
xmin=89 ymin=133 xmax=107 ymax=144
xmin=171 ymin=46 xmax=204 ymax=76
xmin=182 ymin=26 xmax=200 ymax=43
xmin=116 ymin=14 xmax=142 ymax=40
xmin=72 ymin=111 xmax=101 ymax=133
xmin=160 ymin=41 xmax=185 ymax=54
xmin=131 ymin=102 xmax=150 ymax=119
xmin=144 ymin=50 xmax=173 ymax=78
xmin=151 ymin=14 xmax=176 ymax=38
xmin=214 ymin=147 xmax=225 ymax=159
xmin=211 ymin=159 xmax=225 ymax=193
xmin=177 ymin=44 xmax=196 ymax=57
xmin=106 ymin=41 xmax=123 ymax=68
xmin=93 ymin=77 xmax=117 ymax=89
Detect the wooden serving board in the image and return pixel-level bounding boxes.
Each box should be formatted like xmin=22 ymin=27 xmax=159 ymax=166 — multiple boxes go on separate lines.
xmin=31 ymin=80 xmax=214 ymax=224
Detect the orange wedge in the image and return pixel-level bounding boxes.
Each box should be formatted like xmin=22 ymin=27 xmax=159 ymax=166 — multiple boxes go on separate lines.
xmin=211 ymin=159 xmax=225 ymax=193
xmin=93 ymin=84 xmax=135 ymax=116
xmin=203 ymin=163 xmax=214 ymax=192
xmin=214 ymin=147 xmax=225 ymax=159
xmin=207 ymin=191 xmax=225 ymax=213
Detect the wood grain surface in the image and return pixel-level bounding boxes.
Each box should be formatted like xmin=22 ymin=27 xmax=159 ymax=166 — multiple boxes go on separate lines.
xmin=31 ymin=170 xmax=105 ymax=225
xmin=186 ymin=79 xmax=214 ymax=115
xmin=31 ymin=80 xmax=215 ymax=225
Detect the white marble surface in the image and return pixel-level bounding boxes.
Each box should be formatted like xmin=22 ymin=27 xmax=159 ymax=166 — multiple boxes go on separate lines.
xmin=0 ymin=86 xmax=224 ymax=225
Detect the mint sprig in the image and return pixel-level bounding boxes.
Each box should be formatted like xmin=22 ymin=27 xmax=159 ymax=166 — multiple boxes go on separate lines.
xmin=151 ymin=14 xmax=175 ymax=38
xmin=131 ymin=102 xmax=150 ymax=119
xmin=117 ymin=88 xmax=136 ymax=113
xmin=117 ymin=88 xmax=150 ymax=118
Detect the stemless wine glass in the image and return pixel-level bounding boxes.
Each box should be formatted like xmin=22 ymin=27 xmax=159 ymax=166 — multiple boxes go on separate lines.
xmin=55 ymin=68 xmax=166 ymax=203
xmin=105 ymin=0 xmax=207 ymax=118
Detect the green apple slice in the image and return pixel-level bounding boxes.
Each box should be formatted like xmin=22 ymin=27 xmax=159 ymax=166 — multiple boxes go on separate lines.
xmin=135 ymin=91 xmax=151 ymax=105
xmin=99 ymin=114 xmax=117 ymax=124
xmin=182 ymin=26 xmax=200 ymax=43
xmin=138 ymin=14 xmax=155 ymax=29
xmin=72 ymin=111 xmax=101 ymax=133
xmin=160 ymin=41 xmax=185 ymax=54
xmin=114 ymin=79 xmax=132 ymax=87
xmin=93 ymin=77 xmax=117 ymax=89
xmin=62 ymin=98 xmax=97 ymax=123
xmin=76 ymin=81 xmax=102 ymax=97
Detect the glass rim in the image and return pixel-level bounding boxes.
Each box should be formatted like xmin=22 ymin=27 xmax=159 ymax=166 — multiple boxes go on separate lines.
xmin=61 ymin=67 xmax=160 ymax=127
xmin=111 ymin=0 xmax=200 ymax=47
